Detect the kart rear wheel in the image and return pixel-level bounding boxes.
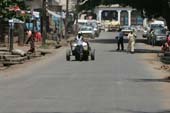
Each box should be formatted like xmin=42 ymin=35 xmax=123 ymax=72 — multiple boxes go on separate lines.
xmin=91 ymin=49 xmax=95 ymax=60
xmin=66 ymin=49 xmax=71 ymax=61
xmin=75 ymin=55 xmax=79 ymax=61
xmin=84 ymin=55 xmax=89 ymax=61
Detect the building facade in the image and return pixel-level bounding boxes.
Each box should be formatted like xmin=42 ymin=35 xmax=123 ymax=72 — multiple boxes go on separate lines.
xmin=59 ymin=0 xmax=77 ymax=11
xmin=95 ymin=5 xmax=143 ymax=26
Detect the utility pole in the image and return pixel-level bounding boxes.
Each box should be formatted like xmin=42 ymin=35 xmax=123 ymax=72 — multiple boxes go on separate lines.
xmin=9 ymin=20 xmax=14 ymax=52
xmin=75 ymin=0 xmax=79 ymax=34
xmin=65 ymin=0 xmax=69 ymax=39
xmin=42 ymin=0 xmax=47 ymax=45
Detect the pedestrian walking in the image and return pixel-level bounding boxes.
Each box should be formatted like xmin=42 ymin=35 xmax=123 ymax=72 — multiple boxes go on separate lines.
xmin=52 ymin=28 xmax=60 ymax=43
xmin=25 ymin=30 xmax=35 ymax=53
xmin=150 ymin=29 xmax=155 ymax=46
xmin=116 ymin=29 xmax=124 ymax=51
xmin=127 ymin=30 xmax=136 ymax=53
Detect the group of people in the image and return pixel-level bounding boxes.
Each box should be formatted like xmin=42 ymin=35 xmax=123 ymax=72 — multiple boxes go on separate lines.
xmin=116 ymin=29 xmax=136 ymax=53
xmin=116 ymin=28 xmax=170 ymax=53
xmin=25 ymin=27 xmax=170 ymax=54
xmin=74 ymin=29 xmax=137 ymax=53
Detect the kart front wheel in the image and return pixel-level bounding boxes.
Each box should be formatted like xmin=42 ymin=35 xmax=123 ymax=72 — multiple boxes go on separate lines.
xmin=66 ymin=49 xmax=71 ymax=61
xmin=91 ymin=49 xmax=95 ymax=60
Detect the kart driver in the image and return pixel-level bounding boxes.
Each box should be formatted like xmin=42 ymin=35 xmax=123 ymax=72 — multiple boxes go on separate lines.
xmin=76 ymin=32 xmax=84 ymax=45
xmin=75 ymin=31 xmax=90 ymax=50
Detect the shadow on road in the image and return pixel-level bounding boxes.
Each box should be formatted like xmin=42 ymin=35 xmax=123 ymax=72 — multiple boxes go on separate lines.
xmin=90 ymin=39 xmax=162 ymax=53
xmin=32 ymin=110 xmax=170 ymax=113
xmin=90 ymin=38 xmax=147 ymax=44
xmin=129 ymin=78 xmax=170 ymax=83
xmin=90 ymin=38 xmax=162 ymax=46
xmin=90 ymin=38 xmax=162 ymax=54
xmin=31 ymin=112 xmax=98 ymax=113
xmin=113 ymin=108 xmax=170 ymax=113
xmin=133 ymin=49 xmax=162 ymax=53
xmin=90 ymin=38 xmax=129 ymax=44
xmin=108 ymin=49 xmax=162 ymax=54
xmin=30 ymin=110 xmax=170 ymax=113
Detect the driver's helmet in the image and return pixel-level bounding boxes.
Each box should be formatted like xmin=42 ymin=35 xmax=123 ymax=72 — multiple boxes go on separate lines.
xmin=78 ymin=31 xmax=82 ymax=38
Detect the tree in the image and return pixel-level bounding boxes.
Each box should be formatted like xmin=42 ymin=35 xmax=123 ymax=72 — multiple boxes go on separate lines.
xmin=78 ymin=0 xmax=170 ymax=29
xmin=0 ymin=0 xmax=28 ymax=21
xmin=0 ymin=0 xmax=29 ymax=44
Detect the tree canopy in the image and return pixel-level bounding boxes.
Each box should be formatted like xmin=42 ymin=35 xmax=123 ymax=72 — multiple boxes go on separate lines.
xmin=0 ymin=0 xmax=29 ymax=21
xmin=78 ymin=0 xmax=170 ymax=28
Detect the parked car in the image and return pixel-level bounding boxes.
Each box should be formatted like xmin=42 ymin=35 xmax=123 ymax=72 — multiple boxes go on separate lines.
xmin=79 ymin=26 xmax=95 ymax=39
xmin=121 ymin=26 xmax=133 ymax=36
xmin=143 ymin=25 xmax=165 ymax=38
xmin=147 ymin=28 xmax=167 ymax=45
xmin=87 ymin=20 xmax=100 ymax=37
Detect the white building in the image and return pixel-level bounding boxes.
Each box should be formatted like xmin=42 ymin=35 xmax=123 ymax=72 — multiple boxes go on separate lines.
xmin=95 ymin=4 xmax=143 ymax=26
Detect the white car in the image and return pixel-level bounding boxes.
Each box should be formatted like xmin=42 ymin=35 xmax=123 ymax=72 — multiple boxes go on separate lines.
xmin=142 ymin=28 xmax=149 ymax=38
xmin=79 ymin=26 xmax=95 ymax=39
xmin=121 ymin=26 xmax=133 ymax=36
xmin=87 ymin=20 xmax=100 ymax=37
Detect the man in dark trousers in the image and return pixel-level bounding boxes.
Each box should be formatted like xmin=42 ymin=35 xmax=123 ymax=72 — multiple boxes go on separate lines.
xmin=25 ymin=30 xmax=35 ymax=53
xmin=116 ymin=29 xmax=124 ymax=51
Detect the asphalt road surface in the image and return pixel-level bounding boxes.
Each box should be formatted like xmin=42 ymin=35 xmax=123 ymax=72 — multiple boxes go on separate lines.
xmin=0 ymin=32 xmax=169 ymax=113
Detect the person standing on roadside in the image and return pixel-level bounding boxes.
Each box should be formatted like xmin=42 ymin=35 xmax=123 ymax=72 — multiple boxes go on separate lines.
xmin=52 ymin=28 xmax=60 ymax=43
xmin=116 ymin=28 xmax=124 ymax=51
xmin=150 ymin=29 xmax=155 ymax=46
xmin=127 ymin=30 xmax=136 ymax=53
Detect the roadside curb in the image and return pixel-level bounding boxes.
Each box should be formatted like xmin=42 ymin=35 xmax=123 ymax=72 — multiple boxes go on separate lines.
xmin=0 ymin=35 xmax=75 ymax=70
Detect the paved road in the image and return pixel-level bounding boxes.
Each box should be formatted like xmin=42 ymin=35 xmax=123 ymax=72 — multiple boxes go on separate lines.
xmin=0 ymin=32 xmax=169 ymax=113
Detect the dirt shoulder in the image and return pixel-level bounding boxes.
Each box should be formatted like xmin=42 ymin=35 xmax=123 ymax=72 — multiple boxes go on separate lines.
xmin=0 ymin=47 xmax=65 ymax=77
xmin=139 ymin=43 xmax=170 ymax=78
xmin=0 ymin=39 xmax=70 ymax=77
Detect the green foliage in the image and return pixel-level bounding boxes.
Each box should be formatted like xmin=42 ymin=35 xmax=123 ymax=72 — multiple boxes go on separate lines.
xmin=78 ymin=0 xmax=170 ymax=29
xmin=78 ymin=0 xmax=169 ymax=18
xmin=0 ymin=0 xmax=29 ymax=21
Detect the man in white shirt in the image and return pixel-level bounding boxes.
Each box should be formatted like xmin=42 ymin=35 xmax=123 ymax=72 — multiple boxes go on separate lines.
xmin=76 ymin=32 xmax=84 ymax=46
